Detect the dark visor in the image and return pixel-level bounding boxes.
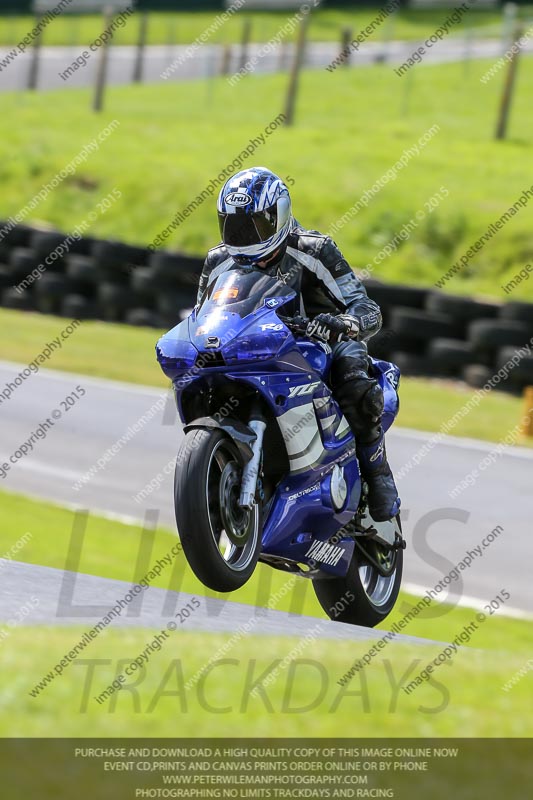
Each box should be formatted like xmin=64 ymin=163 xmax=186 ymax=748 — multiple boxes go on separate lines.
xmin=218 ymin=206 xmax=278 ymax=247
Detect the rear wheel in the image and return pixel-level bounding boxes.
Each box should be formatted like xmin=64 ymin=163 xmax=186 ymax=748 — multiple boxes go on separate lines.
xmin=174 ymin=429 xmax=262 ymax=592
xmin=312 ymin=517 xmax=403 ymax=628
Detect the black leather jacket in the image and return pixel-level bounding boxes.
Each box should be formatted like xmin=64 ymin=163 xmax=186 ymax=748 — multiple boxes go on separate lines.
xmin=197 ymin=222 xmax=382 ymax=342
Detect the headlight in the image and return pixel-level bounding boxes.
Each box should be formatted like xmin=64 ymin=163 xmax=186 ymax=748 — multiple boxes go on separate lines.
xmin=156 ymin=338 xmax=198 ymax=376
xmin=223 ymin=331 xmax=287 ymax=364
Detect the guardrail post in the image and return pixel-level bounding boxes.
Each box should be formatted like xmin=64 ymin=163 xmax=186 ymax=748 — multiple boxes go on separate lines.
xmin=340 ymin=27 xmax=352 ymax=67
xmin=220 ymin=44 xmax=232 ymax=76
xmin=27 ymin=14 xmax=44 ymax=90
xmin=521 ymin=386 xmax=533 ymax=437
xmin=133 ymin=12 xmax=149 ymax=83
xmin=283 ymin=8 xmax=310 ymax=127
xmin=239 ymin=17 xmax=252 ymax=72
xmin=495 ymin=26 xmax=523 ymax=140
xmin=93 ymin=5 xmax=114 ymax=113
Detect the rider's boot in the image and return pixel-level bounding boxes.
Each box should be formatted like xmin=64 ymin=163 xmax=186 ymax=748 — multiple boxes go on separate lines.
xmin=356 ymin=427 xmax=400 ymax=522
xmin=330 ymin=355 xmax=400 ymax=522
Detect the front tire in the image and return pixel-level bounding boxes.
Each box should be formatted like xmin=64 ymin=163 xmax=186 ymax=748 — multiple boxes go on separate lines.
xmin=174 ymin=428 xmax=262 ymax=592
xmin=312 ymin=520 xmax=403 ymax=628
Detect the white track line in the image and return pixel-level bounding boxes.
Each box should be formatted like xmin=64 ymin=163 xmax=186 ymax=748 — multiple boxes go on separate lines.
xmin=2 ymin=361 xmax=532 ymax=458
xmin=4 ymin=487 xmax=530 ymax=620
xmin=403 ymin=582 xmax=533 ymax=620
xmin=392 ymin=426 xmax=533 ymax=459
xmin=3 ymin=486 xmax=151 ymax=530
xmin=0 ymin=360 xmax=169 ymax=399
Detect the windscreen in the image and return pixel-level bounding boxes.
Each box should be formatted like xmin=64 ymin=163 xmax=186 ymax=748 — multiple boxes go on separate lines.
xmin=199 ymin=268 xmax=294 ymax=319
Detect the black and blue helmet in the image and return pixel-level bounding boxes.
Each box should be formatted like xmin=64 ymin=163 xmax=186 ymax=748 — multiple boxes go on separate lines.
xmin=217 ymin=167 xmax=292 ymax=264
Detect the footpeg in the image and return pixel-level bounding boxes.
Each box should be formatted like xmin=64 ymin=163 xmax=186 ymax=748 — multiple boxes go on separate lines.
xmin=393 ymin=532 xmax=407 ymax=551
xmin=352 ymin=512 xmax=405 ymax=552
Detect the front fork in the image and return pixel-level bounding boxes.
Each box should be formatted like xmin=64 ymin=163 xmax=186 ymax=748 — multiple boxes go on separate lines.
xmin=239 ymin=418 xmax=266 ymax=509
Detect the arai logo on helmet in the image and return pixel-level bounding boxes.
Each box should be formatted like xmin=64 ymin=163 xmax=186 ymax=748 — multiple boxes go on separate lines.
xmin=225 ymin=191 xmax=252 ymax=207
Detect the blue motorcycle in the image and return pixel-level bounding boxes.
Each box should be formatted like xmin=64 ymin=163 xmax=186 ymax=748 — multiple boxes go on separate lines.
xmin=156 ymin=267 xmax=405 ymax=627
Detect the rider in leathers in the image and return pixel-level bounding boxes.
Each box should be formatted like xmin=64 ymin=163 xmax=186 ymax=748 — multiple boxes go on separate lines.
xmin=197 ymin=167 xmax=400 ymax=522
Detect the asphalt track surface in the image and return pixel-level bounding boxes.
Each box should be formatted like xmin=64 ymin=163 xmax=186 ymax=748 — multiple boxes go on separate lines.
xmin=0 ymin=559 xmax=449 ymax=644
xmin=0 ymin=361 xmax=531 ymax=624
xmin=0 ymin=38 xmax=528 ymax=92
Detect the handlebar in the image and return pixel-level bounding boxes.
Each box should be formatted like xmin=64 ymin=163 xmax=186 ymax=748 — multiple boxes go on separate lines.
xmin=277 ymin=314 xmax=310 ymax=335
xmin=277 ymin=313 xmax=354 ymax=345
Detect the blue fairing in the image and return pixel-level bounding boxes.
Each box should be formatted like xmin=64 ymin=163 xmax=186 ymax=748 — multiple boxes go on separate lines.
xmin=157 ymin=298 xmax=332 ymax=380
xmin=156 ymin=268 xmax=400 ymax=580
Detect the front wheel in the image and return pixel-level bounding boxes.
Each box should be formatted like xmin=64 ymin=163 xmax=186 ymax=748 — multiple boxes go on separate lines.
xmin=312 ymin=520 xmax=403 ymax=628
xmin=174 ymin=428 xmax=262 ymax=592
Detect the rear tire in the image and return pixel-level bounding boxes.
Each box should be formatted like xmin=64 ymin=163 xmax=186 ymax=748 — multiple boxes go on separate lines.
xmin=174 ymin=429 xmax=262 ymax=592
xmin=312 ymin=519 xmax=403 ymax=628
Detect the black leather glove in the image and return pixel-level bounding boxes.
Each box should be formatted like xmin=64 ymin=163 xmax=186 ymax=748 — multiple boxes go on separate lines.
xmin=306 ymin=313 xmax=359 ymax=344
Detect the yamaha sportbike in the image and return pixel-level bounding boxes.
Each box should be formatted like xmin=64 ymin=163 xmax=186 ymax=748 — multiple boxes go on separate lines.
xmin=156 ymin=267 xmax=405 ymax=627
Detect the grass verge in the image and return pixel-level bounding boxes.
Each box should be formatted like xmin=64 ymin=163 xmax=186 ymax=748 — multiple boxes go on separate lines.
xmin=0 ymin=9 xmax=511 ymax=47
xmin=1 ymin=60 xmax=533 ymax=298
xmin=3 ymin=625 xmax=530 ymax=737
xmin=0 ymin=486 xmax=530 ymax=655
xmin=1 ymin=488 xmax=530 ymax=737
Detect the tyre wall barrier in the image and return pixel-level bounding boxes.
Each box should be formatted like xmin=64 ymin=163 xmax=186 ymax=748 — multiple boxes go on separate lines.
xmin=0 ymin=222 xmax=532 ymax=392
xmin=0 ymin=222 xmax=202 ymax=329
xmin=364 ymin=278 xmax=533 ymax=393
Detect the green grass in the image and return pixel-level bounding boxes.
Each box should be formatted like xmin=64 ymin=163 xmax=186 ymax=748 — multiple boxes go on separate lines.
xmin=1 ymin=307 xmax=530 ymax=446
xmin=0 ymin=8 xmax=513 ymax=48
xmin=1 ymin=489 xmax=531 ymax=738
xmin=2 ymin=59 xmax=533 ymax=299
xmin=3 ymin=626 xmax=532 ymax=738
xmin=0 ymin=308 xmax=167 ymax=387
xmin=0 ymin=487 xmax=530 ymax=653
xmin=396 ymin=375 xmax=531 ymax=445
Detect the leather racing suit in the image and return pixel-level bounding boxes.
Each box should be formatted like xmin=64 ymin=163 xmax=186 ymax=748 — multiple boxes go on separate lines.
xmin=197 ymin=222 xmax=400 ymax=521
